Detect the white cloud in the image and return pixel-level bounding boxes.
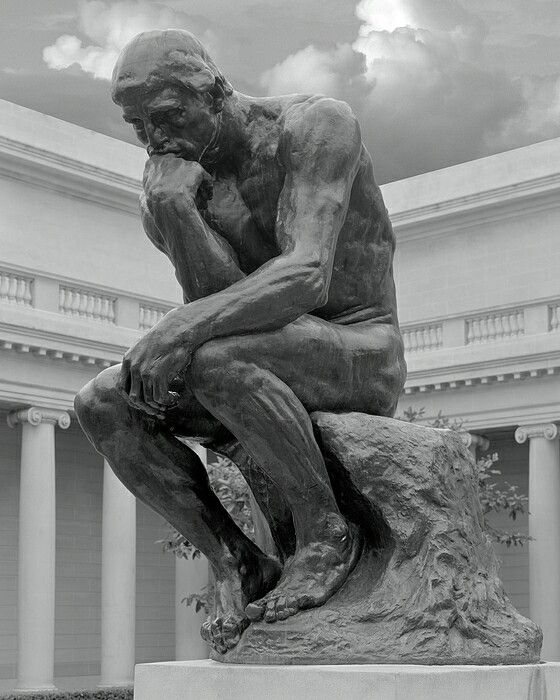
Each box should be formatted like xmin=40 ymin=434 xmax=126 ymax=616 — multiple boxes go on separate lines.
xmin=259 ymin=0 xmax=558 ymax=181
xmin=43 ymin=34 xmax=119 ymax=80
xmin=42 ymin=0 xmax=216 ymax=81
xmin=496 ymin=74 xmax=560 ymax=149
xmin=355 ymin=0 xmax=415 ymax=33
xmin=40 ymin=0 xmax=560 ymax=181
xmin=260 ymin=45 xmax=365 ymax=103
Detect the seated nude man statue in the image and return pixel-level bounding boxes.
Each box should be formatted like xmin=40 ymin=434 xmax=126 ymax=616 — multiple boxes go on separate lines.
xmin=75 ymin=29 xmax=406 ymax=654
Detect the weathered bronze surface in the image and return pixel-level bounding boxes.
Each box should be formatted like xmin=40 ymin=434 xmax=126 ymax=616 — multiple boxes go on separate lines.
xmin=75 ymin=29 xmax=540 ymax=664
xmin=219 ymin=414 xmax=541 ymax=664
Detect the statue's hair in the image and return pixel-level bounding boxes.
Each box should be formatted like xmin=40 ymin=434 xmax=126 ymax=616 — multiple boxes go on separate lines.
xmin=111 ymin=29 xmax=233 ymax=104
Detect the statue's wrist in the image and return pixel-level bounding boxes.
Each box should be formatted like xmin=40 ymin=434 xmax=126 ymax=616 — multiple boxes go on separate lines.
xmin=145 ymin=190 xmax=199 ymax=222
xmin=165 ymin=307 xmax=209 ymax=349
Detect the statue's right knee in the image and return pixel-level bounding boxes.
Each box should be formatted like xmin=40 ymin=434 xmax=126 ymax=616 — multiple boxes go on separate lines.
xmin=74 ymin=364 xmax=123 ymax=439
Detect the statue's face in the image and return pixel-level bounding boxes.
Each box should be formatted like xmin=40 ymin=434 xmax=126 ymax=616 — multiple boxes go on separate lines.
xmin=119 ymin=84 xmax=217 ymax=160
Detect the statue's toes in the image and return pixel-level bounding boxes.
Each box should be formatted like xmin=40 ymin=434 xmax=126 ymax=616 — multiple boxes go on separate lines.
xmin=222 ymin=615 xmax=249 ymax=650
xmin=275 ymin=596 xmax=297 ymax=621
xmin=264 ymin=595 xmax=298 ymax=623
xmin=210 ymin=618 xmax=227 ymax=655
xmin=200 ymin=619 xmax=212 ymax=643
xmin=245 ymin=599 xmax=266 ymax=621
xmin=263 ymin=598 xmax=278 ymax=622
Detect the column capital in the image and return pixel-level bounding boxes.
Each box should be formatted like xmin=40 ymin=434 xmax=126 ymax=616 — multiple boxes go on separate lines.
xmin=515 ymin=422 xmax=558 ymax=444
xmin=460 ymin=432 xmax=490 ymax=452
xmin=7 ymin=406 xmax=71 ymax=430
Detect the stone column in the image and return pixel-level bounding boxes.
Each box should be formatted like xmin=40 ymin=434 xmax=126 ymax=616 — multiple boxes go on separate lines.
xmin=7 ymin=407 xmax=70 ymax=692
xmin=175 ymin=443 xmax=208 ymax=660
xmin=515 ymin=423 xmax=560 ymax=661
xmin=99 ymin=460 xmax=136 ymax=687
xmin=175 ymin=556 xmax=208 ymax=660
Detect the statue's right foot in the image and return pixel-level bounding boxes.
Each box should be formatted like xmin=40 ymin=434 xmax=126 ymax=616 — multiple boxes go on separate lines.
xmin=201 ymin=554 xmax=281 ymax=654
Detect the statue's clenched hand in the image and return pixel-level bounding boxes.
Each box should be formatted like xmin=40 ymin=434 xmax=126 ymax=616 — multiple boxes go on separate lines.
xmin=118 ymin=308 xmax=195 ymax=417
xmin=143 ymin=154 xmax=213 ymax=212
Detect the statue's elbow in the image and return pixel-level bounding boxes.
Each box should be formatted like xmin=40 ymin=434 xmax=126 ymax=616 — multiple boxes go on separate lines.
xmin=305 ymin=264 xmax=329 ymax=308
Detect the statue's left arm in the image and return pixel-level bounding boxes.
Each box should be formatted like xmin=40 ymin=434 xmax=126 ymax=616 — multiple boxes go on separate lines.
xmin=124 ymin=98 xmax=362 ymax=408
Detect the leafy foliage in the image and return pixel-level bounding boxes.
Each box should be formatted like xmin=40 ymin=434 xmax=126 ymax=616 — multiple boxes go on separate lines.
xmin=158 ymin=451 xmax=256 ymax=564
xmin=400 ymin=407 xmax=530 ymax=548
xmin=1 ymin=689 xmax=132 ymax=700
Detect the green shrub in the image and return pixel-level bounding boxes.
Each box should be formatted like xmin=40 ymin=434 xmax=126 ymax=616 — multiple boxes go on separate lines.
xmin=0 ymin=689 xmax=132 ymax=700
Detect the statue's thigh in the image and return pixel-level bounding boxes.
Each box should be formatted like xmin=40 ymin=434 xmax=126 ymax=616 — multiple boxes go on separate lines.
xmin=201 ymin=315 xmax=404 ymax=415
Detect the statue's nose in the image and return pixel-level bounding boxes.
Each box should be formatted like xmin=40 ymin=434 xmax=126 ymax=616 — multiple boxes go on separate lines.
xmin=144 ymin=121 xmax=169 ymax=152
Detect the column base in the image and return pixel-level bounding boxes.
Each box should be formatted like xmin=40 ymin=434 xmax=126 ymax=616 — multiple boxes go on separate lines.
xmin=135 ymin=660 xmax=560 ymax=700
xmin=14 ymin=683 xmax=57 ymax=694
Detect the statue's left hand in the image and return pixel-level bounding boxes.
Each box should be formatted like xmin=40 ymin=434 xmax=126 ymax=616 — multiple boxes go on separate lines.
xmin=118 ymin=310 xmax=193 ymax=416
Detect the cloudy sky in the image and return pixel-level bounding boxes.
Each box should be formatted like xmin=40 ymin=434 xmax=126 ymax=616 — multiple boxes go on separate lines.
xmin=2 ymin=0 xmax=559 ymax=183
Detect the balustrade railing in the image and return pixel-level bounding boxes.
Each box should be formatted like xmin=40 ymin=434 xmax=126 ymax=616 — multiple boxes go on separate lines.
xmin=58 ymin=285 xmax=116 ymax=323
xmin=1 ymin=266 xmax=558 ymax=357
xmin=465 ymin=309 xmax=524 ymax=345
xmin=401 ymin=324 xmax=443 ymax=353
xmin=0 ymin=270 xmax=33 ymax=307
xmin=139 ymin=304 xmax=170 ymax=330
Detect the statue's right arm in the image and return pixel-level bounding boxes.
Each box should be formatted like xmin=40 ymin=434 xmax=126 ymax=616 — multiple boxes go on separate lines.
xmin=139 ymin=190 xmax=245 ymax=302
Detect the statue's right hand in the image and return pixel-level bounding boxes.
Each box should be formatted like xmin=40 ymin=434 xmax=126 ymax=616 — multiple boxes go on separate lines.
xmin=143 ymin=155 xmax=213 ymax=208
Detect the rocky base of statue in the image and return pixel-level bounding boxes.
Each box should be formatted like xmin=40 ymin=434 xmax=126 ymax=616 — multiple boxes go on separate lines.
xmin=212 ymin=414 xmax=541 ymax=665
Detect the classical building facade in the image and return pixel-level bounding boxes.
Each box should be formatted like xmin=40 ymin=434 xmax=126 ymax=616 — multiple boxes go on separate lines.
xmin=0 ymin=98 xmax=559 ymax=691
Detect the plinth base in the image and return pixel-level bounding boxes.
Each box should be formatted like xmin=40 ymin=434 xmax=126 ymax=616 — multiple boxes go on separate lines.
xmin=134 ymin=660 xmax=560 ymax=700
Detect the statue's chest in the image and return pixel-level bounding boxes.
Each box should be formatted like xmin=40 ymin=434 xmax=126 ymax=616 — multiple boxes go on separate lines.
xmin=204 ymin=163 xmax=285 ymax=271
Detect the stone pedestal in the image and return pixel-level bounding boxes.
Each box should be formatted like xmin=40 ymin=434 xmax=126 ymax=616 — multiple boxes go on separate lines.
xmin=215 ymin=414 xmax=541 ymax=665
xmin=134 ymin=660 xmax=560 ymax=700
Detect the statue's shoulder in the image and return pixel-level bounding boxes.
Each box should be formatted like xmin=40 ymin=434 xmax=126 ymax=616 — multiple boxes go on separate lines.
xmin=282 ymin=94 xmax=358 ymax=134
xmin=278 ymin=95 xmax=362 ymax=174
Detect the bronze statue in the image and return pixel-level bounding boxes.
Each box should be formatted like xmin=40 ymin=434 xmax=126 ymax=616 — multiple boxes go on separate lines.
xmin=75 ymin=28 xmax=405 ymax=655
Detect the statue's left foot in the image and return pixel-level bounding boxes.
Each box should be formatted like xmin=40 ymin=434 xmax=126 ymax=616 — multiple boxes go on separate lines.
xmin=202 ymin=553 xmax=281 ymax=653
xmin=245 ymin=513 xmax=362 ymax=623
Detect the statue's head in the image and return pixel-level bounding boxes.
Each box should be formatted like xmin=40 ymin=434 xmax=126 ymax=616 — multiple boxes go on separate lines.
xmin=111 ymin=29 xmax=232 ymax=161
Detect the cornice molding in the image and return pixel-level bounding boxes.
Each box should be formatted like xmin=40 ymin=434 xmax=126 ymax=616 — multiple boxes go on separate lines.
xmin=515 ymin=423 xmax=558 ymax=443
xmin=2 ymin=111 xmax=559 ymax=236
xmin=7 ymin=406 xmax=71 ymax=429
xmin=389 ymin=171 xmax=560 ymax=240
xmin=0 ymin=305 xmax=140 ymax=367
xmin=403 ymin=330 xmax=560 ymax=395
xmin=0 ymin=337 xmax=118 ymax=368
xmin=0 ymin=134 xmax=142 ymax=215
xmin=403 ymin=365 xmax=560 ymax=395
